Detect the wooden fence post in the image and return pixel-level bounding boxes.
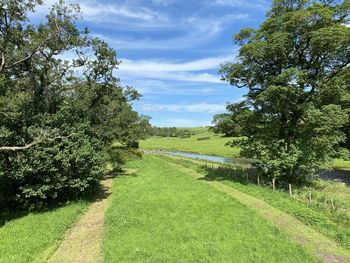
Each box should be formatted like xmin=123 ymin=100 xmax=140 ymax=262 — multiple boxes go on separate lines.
xmin=331 ymin=197 xmax=335 ymax=210
xmin=257 ymin=175 xmax=260 ymax=186
xmin=272 ymin=179 xmax=276 ymax=190
xmin=289 ymin=184 xmax=292 ymax=197
xmin=308 ymin=191 xmax=312 ymax=203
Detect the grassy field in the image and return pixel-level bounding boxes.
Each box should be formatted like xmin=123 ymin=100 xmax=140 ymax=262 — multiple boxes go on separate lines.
xmin=158 ymin=154 xmax=350 ymax=249
xmin=0 ymin=202 xmax=88 ymax=263
xmin=140 ymin=129 xmax=239 ymax=157
xmin=103 ymin=155 xmax=317 ymax=262
xmin=141 ymin=127 xmax=350 ymax=170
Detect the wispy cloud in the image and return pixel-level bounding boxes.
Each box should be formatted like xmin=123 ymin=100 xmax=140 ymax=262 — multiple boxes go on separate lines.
xmin=120 ymin=56 xmax=234 ymax=72
xmin=92 ymin=13 xmax=247 ymax=50
xmin=124 ymin=79 xmax=224 ymax=96
xmin=118 ymin=55 xmax=233 ymax=84
xmin=141 ymin=103 xmax=225 ymax=113
xmin=211 ymin=0 xmax=269 ymax=10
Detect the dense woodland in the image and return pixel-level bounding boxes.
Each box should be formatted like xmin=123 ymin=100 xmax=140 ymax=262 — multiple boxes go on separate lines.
xmin=0 ymin=0 xmax=150 ymax=209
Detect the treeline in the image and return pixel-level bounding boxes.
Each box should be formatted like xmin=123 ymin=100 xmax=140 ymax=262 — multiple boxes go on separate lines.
xmin=150 ymin=127 xmax=194 ymax=138
xmin=0 ymin=1 xmax=150 ymax=210
xmin=214 ymin=0 xmax=350 ymax=184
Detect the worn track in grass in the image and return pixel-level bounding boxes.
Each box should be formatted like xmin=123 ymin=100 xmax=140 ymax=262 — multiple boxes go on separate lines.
xmin=48 ymin=179 xmax=112 ymax=263
xmin=156 ymin=156 xmax=350 ymax=263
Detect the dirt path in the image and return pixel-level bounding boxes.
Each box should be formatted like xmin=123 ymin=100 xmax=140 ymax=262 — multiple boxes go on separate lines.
xmin=48 ymin=179 xmax=113 ymax=263
xmin=158 ymin=157 xmax=350 ymax=263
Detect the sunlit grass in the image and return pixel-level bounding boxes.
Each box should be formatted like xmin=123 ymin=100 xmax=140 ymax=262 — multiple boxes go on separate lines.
xmin=103 ymin=155 xmax=317 ymax=262
xmin=158 ymin=154 xmax=350 ymax=249
xmin=140 ymin=130 xmax=239 ymax=157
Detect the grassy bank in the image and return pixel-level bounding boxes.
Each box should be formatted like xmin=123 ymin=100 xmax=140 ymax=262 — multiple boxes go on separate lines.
xmin=103 ymin=155 xmax=317 ymax=262
xmin=158 ymin=154 xmax=350 ymax=249
xmin=140 ymin=130 xmax=239 ymax=158
xmin=0 ymin=202 xmax=88 ymax=263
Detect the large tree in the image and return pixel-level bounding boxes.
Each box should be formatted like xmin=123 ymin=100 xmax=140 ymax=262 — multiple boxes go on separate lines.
xmin=0 ymin=0 xmax=150 ymax=209
xmin=220 ymin=0 xmax=350 ymax=183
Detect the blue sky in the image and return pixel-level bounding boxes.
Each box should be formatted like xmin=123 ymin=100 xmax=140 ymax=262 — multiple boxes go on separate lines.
xmin=38 ymin=0 xmax=271 ymax=127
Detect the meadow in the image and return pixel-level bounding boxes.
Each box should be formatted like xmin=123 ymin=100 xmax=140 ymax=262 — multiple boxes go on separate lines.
xmin=103 ymin=156 xmax=318 ymax=262
xmin=140 ymin=129 xmax=239 ymax=158
xmin=158 ymin=154 xmax=350 ymax=249
xmin=141 ymin=127 xmax=350 ymax=170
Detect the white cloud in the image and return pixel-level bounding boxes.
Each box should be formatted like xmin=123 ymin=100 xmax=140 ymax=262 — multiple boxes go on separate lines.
xmin=78 ymin=1 xmax=167 ymax=25
xmin=120 ymin=56 xmax=233 ymax=72
xmin=35 ymin=0 xmax=167 ymax=26
xmin=92 ymin=13 xmax=247 ymax=50
xmin=118 ymin=55 xmax=234 ymax=84
xmin=123 ymin=79 xmax=224 ymax=96
xmin=141 ymin=103 xmax=225 ymax=113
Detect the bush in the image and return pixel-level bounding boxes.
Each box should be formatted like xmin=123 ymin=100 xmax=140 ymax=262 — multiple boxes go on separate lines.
xmin=0 ymin=135 xmax=104 ymax=210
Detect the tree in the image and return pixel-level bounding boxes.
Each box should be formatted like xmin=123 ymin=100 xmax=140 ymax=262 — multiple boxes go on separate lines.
xmin=220 ymin=0 xmax=350 ymax=183
xmin=0 ymin=0 xmax=149 ymax=209
xmin=211 ymin=102 xmax=249 ymax=137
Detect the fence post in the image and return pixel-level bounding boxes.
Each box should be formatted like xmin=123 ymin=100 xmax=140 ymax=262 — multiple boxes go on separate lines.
xmin=246 ymin=173 xmax=249 ymax=183
xmin=289 ymin=184 xmax=292 ymax=197
xmin=257 ymin=175 xmax=260 ymax=186
xmin=272 ymin=179 xmax=276 ymax=190
xmin=308 ymin=191 xmax=312 ymax=203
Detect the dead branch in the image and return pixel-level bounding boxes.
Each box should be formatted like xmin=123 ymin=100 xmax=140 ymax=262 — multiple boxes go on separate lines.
xmin=0 ymin=133 xmax=77 ymax=152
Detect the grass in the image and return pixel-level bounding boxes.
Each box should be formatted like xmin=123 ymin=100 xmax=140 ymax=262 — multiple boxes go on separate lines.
xmin=0 ymin=202 xmax=88 ymax=263
xmin=103 ymin=155 xmax=317 ymax=262
xmin=142 ymin=127 xmax=350 ymax=170
xmin=158 ymin=154 xmax=350 ymax=249
xmin=333 ymin=159 xmax=350 ymax=170
xmin=140 ymin=129 xmax=239 ymax=158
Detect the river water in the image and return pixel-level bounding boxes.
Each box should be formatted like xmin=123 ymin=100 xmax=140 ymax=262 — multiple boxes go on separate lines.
xmin=146 ymin=150 xmax=249 ymax=164
xmin=145 ymin=149 xmax=350 ymax=185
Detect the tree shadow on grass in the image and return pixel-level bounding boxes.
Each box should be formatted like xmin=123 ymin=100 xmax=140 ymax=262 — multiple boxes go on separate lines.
xmin=198 ymin=163 xmax=317 ymax=190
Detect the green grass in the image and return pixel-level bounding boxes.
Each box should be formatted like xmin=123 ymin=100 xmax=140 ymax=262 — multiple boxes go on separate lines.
xmin=140 ymin=129 xmax=239 ymax=157
xmin=103 ymin=155 xmax=317 ymax=262
xmin=0 ymin=202 xmax=88 ymax=263
xmin=333 ymin=159 xmax=350 ymax=170
xmin=159 ymin=154 xmax=350 ymax=249
xmin=142 ymin=127 xmax=349 ymax=170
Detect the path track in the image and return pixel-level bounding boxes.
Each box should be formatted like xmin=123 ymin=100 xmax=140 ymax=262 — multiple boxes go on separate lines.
xmin=48 ymin=179 xmax=112 ymax=263
xmin=156 ymin=156 xmax=350 ymax=263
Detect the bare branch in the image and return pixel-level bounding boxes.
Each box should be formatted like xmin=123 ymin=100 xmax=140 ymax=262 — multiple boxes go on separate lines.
xmin=0 ymin=52 xmax=4 ymax=72
xmin=0 ymin=133 xmax=77 ymax=152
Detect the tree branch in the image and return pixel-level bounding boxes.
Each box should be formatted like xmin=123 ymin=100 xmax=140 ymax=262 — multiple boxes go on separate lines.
xmin=0 ymin=133 xmax=77 ymax=152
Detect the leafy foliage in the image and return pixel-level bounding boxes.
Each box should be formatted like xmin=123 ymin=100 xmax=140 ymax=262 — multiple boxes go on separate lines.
xmin=0 ymin=0 xmax=150 ymax=209
xmin=220 ymin=0 xmax=350 ymax=183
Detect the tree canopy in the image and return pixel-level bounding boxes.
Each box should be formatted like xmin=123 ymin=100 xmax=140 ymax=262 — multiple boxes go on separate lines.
xmin=0 ymin=0 xmax=150 ymax=209
xmin=220 ymin=0 xmax=350 ymax=183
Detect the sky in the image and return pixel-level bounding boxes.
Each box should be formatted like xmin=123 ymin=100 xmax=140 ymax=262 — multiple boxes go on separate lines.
xmin=36 ymin=0 xmax=271 ymax=127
